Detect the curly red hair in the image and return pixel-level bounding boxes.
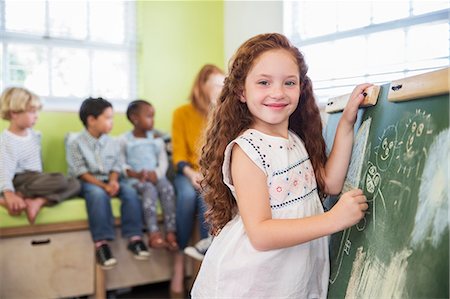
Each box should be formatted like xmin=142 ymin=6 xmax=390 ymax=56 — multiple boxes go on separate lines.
xmin=200 ymin=33 xmax=327 ymax=234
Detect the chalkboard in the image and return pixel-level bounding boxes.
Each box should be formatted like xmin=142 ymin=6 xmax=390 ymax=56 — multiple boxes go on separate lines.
xmin=323 ymin=69 xmax=449 ymax=299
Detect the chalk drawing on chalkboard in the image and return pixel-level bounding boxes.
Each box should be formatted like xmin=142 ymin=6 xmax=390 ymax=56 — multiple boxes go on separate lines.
xmin=410 ymin=128 xmax=449 ymax=249
xmin=345 ymin=246 xmax=412 ymax=298
xmin=343 ymin=118 xmax=372 ymax=192
xmin=396 ymin=109 xmax=434 ymax=178
xmin=361 ymin=161 xmax=386 ymax=229
xmin=329 ymin=118 xmax=372 ymax=284
xmin=374 ymin=124 xmax=399 ymax=172
xmin=329 ymin=228 xmax=352 ymax=284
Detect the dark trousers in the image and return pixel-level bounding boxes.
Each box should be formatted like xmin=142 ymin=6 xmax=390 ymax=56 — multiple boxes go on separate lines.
xmin=13 ymin=171 xmax=81 ymax=204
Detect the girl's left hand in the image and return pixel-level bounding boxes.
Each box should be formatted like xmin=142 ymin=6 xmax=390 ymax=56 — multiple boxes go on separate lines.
xmin=342 ymin=83 xmax=373 ymax=125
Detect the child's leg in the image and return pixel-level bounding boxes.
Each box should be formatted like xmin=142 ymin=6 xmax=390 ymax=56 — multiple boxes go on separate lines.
xmin=81 ymin=182 xmax=115 ymax=242
xmin=156 ymin=178 xmax=178 ymax=251
xmin=118 ymin=180 xmax=145 ymax=239
xmin=135 ymin=181 xmax=166 ymax=249
xmin=156 ymin=178 xmax=177 ymax=232
xmin=49 ymin=177 xmax=81 ymax=202
xmin=24 ymin=197 xmax=48 ymax=224
xmin=13 ymin=172 xmax=67 ymax=203
xmin=135 ymin=181 xmax=160 ymax=233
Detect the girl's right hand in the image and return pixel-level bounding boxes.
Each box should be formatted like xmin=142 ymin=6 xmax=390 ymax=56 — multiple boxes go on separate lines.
xmin=329 ymin=189 xmax=368 ymax=231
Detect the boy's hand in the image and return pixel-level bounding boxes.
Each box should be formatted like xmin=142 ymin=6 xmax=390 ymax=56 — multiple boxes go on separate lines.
xmin=3 ymin=190 xmax=27 ymax=215
xmin=105 ymin=180 xmax=119 ymax=197
xmin=328 ymin=189 xmax=368 ymax=231
xmin=342 ymin=83 xmax=373 ymax=126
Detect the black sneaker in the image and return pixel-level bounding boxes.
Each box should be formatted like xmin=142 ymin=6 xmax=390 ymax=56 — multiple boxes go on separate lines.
xmin=96 ymin=244 xmax=117 ymax=270
xmin=127 ymin=239 xmax=150 ymax=260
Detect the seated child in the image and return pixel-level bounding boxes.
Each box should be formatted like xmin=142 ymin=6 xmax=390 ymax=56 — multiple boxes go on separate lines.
xmin=0 ymin=87 xmax=80 ymax=224
xmin=120 ymin=100 xmax=178 ymax=251
xmin=67 ymin=97 xmax=149 ymax=269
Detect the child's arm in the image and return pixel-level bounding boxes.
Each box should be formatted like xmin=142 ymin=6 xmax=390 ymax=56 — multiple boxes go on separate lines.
xmin=231 ymin=144 xmax=368 ymax=251
xmin=78 ymin=171 xmax=118 ymax=197
xmin=0 ymin=134 xmax=26 ymax=214
xmin=322 ymin=83 xmax=372 ymax=195
xmin=153 ymin=138 xmax=169 ymax=181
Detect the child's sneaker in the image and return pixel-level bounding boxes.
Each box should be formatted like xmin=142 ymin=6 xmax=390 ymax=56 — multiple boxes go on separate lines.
xmin=184 ymin=236 xmax=212 ymax=261
xmin=96 ymin=243 xmax=117 ymax=270
xmin=127 ymin=239 xmax=150 ymax=260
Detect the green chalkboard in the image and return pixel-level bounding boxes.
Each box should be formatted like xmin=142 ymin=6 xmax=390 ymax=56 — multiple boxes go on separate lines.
xmin=323 ymin=82 xmax=449 ymax=298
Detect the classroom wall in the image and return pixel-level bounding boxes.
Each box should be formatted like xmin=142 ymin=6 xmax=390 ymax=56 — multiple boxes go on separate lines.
xmin=224 ymin=1 xmax=283 ymax=64
xmin=136 ymin=1 xmax=225 ymax=132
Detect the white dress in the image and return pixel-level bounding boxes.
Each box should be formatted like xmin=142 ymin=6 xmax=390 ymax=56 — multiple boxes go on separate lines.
xmin=191 ymin=129 xmax=330 ymax=299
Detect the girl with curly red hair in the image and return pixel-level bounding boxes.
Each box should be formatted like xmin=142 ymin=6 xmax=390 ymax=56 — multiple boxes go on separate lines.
xmin=192 ymin=33 xmax=370 ymax=298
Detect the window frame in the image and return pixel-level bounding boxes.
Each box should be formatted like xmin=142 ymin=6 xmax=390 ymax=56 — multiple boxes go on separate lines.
xmin=284 ymin=2 xmax=450 ymax=107
xmin=0 ymin=0 xmax=137 ymax=112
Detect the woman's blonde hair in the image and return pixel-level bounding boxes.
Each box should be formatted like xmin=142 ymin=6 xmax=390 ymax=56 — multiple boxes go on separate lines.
xmin=200 ymin=33 xmax=327 ymax=234
xmin=189 ymin=64 xmax=224 ymax=116
xmin=0 ymin=87 xmax=41 ymax=120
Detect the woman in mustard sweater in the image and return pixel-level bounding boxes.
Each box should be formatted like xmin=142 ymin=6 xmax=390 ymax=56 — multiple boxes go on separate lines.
xmin=170 ymin=64 xmax=224 ymax=297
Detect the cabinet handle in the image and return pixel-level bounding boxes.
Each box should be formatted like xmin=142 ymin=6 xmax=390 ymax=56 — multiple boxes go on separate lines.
xmin=31 ymin=239 xmax=51 ymax=246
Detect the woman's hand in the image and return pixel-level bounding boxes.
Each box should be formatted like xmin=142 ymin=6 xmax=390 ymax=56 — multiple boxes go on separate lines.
xmin=183 ymin=166 xmax=203 ymax=190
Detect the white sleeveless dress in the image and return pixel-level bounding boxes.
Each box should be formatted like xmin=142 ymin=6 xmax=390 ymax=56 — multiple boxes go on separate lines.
xmin=191 ymin=129 xmax=329 ymax=299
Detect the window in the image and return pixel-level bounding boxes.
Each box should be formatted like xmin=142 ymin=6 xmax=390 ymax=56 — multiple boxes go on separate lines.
xmin=284 ymin=1 xmax=449 ymax=106
xmin=0 ymin=0 xmax=136 ymax=111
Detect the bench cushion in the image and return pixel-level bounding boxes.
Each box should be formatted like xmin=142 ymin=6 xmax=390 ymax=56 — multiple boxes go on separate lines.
xmin=0 ymin=197 xmax=121 ymax=228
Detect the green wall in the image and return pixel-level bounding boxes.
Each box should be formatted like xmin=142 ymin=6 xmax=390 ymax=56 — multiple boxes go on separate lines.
xmin=136 ymin=1 xmax=224 ymax=132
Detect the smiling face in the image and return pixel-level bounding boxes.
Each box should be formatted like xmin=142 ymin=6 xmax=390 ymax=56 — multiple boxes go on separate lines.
xmin=241 ymin=49 xmax=300 ymax=137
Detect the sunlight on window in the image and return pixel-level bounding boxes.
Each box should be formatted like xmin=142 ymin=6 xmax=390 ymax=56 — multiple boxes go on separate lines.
xmin=1 ymin=1 xmax=135 ymax=109
xmin=92 ymin=51 xmax=129 ymax=99
xmin=407 ymin=23 xmax=449 ymax=61
xmin=5 ymin=1 xmax=45 ymax=35
xmin=298 ymin=1 xmax=337 ymax=39
xmin=8 ymin=44 xmax=49 ymax=96
xmin=337 ymin=2 xmax=371 ymax=31
xmin=372 ymin=1 xmax=409 ymax=24
xmin=333 ymin=37 xmax=367 ymax=78
xmin=302 ymin=42 xmax=334 ymax=81
xmin=412 ymin=0 xmax=449 ymax=15
xmin=49 ymin=0 xmax=88 ymax=39
xmin=90 ymin=2 xmax=125 ymax=44
xmin=284 ymin=0 xmax=449 ymax=105
xmin=51 ymin=48 xmax=89 ymax=97
xmin=367 ymin=30 xmax=405 ymax=73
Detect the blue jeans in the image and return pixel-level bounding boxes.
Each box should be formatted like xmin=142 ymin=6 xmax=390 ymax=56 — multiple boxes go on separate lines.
xmin=81 ymin=180 xmax=143 ymax=242
xmin=174 ymin=174 xmax=209 ymax=249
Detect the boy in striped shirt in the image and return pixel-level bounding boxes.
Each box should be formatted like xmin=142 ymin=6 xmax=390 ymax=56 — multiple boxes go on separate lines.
xmin=0 ymin=87 xmax=80 ymax=224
